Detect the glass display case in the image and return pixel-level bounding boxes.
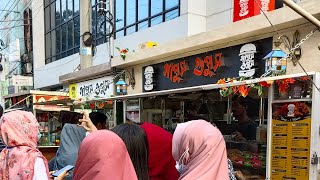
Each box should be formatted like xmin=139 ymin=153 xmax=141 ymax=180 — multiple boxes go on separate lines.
xmin=37 ymin=111 xmax=61 ymax=146
xmin=226 ymin=140 xmax=267 ymax=180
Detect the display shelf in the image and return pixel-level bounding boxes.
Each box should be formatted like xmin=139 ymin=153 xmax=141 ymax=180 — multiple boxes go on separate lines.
xmin=272 ymin=98 xmax=311 ymax=103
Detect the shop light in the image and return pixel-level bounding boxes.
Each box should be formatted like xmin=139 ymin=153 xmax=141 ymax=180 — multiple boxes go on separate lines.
xmin=263 ymin=42 xmax=287 ymax=76
xmin=116 ymin=76 xmax=127 ymax=95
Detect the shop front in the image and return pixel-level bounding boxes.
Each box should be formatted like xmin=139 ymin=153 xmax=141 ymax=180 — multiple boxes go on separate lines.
xmin=108 ymin=36 xmax=320 ymax=179
xmin=68 ymin=76 xmax=116 ymax=128
xmin=3 ymin=91 xmax=70 ymax=160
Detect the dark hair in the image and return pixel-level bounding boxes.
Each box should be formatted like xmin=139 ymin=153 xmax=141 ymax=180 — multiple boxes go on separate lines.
xmin=232 ymin=96 xmax=259 ymax=119
xmin=89 ymin=112 xmax=107 ymax=126
xmin=0 ymin=105 xmax=3 ymax=118
xmin=112 ymin=123 xmax=149 ymax=180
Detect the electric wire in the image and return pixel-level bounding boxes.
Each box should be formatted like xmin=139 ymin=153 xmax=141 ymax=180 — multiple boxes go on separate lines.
xmin=0 ymin=0 xmax=43 ymax=78
xmin=0 ymin=0 xmax=14 ymax=20
xmin=253 ymin=0 xmax=320 ymax=92
xmin=0 ymin=0 xmax=42 ymax=50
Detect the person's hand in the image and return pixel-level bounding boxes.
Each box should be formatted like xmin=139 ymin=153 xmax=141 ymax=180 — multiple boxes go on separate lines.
xmin=49 ymin=171 xmax=56 ymax=180
xmin=232 ymin=131 xmax=246 ymax=142
xmin=234 ymin=170 xmax=245 ymax=180
xmin=49 ymin=170 xmax=68 ymax=180
xmin=54 ymin=170 xmax=68 ymax=180
xmin=78 ymin=111 xmax=98 ymax=133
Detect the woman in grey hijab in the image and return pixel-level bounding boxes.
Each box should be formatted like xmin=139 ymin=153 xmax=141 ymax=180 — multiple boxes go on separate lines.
xmin=49 ymin=123 xmax=86 ymax=179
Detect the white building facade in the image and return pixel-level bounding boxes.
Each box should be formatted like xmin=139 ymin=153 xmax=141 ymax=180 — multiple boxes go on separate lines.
xmin=32 ymin=0 xmax=259 ymax=89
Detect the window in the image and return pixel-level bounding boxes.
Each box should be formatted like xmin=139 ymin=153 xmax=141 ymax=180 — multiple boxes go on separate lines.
xmin=44 ymin=0 xmax=109 ymax=64
xmin=114 ymin=0 xmax=180 ymax=38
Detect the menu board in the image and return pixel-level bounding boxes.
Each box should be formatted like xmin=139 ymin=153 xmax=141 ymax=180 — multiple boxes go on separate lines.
xmin=271 ymin=102 xmax=311 ymax=180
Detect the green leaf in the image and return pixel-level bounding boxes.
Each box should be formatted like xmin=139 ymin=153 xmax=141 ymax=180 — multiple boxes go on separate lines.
xmin=219 ymin=88 xmax=233 ymax=97
xmin=252 ymin=83 xmax=263 ymax=96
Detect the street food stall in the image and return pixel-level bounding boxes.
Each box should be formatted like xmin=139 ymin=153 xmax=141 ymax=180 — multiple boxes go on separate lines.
xmin=104 ymin=36 xmax=320 ymax=179
xmin=3 ymin=90 xmax=70 ymax=160
xmin=105 ymin=72 xmax=319 ymax=179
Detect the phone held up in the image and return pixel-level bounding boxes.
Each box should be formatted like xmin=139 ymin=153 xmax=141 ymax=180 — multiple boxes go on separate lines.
xmin=58 ymin=111 xmax=83 ymax=124
xmin=52 ymin=165 xmax=74 ymax=177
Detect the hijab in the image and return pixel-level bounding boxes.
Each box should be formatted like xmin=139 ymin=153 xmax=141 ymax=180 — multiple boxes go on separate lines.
xmin=172 ymin=120 xmax=229 ymax=180
xmin=73 ymin=130 xmax=138 ymax=180
xmin=141 ymin=123 xmax=179 ymax=180
xmin=48 ymin=124 xmax=86 ymax=179
xmin=0 ymin=110 xmax=49 ymax=180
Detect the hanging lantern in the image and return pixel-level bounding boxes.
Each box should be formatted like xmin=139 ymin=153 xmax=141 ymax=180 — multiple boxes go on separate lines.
xmin=116 ymin=76 xmax=127 ymax=95
xmin=263 ymin=49 xmax=287 ymax=76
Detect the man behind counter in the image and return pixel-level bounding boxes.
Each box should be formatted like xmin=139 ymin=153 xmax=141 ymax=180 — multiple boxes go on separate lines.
xmin=185 ymin=103 xmax=209 ymax=122
xmin=231 ymin=96 xmax=258 ymax=142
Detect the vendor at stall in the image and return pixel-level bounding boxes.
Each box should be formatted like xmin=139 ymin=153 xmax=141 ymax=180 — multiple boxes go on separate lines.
xmin=185 ymin=103 xmax=209 ymax=122
xmin=231 ymin=96 xmax=258 ymax=141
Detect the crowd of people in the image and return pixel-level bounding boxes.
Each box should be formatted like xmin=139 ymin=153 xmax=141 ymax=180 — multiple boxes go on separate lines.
xmin=0 ymin=105 xmax=247 ymax=180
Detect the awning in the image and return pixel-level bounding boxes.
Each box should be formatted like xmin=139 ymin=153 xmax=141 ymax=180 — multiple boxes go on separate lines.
xmin=3 ymin=90 xmax=68 ymax=99
xmin=86 ymin=72 xmax=316 ymax=102
xmin=33 ymin=98 xmax=74 ymax=106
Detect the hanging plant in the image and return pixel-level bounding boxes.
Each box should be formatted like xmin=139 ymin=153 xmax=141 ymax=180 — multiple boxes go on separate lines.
xmin=299 ymin=76 xmax=309 ymax=81
xmin=217 ymin=78 xmax=232 ymax=97
xmin=106 ymin=100 xmax=113 ymax=105
xmin=98 ymin=102 xmax=105 ymax=109
xmin=116 ymin=47 xmax=129 ymax=60
xmin=89 ymin=102 xmax=96 ymax=109
xmin=238 ymin=85 xmax=251 ymax=97
xmin=275 ymin=78 xmax=296 ymax=93
xmin=216 ymin=77 xmax=273 ymax=97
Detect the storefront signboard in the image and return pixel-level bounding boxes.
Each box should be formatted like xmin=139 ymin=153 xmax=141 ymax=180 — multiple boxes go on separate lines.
xmin=69 ymin=76 xmax=113 ymax=99
xmin=233 ymin=0 xmax=275 ymax=22
xmin=271 ymin=102 xmax=311 ymax=180
xmin=11 ymin=75 xmax=33 ymax=86
xmin=142 ymin=38 xmax=272 ymax=92
xmin=144 ymin=66 xmax=155 ymax=91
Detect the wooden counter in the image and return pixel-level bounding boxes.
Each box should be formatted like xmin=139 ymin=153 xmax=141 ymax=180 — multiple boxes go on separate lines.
xmin=38 ymin=146 xmax=59 ymax=161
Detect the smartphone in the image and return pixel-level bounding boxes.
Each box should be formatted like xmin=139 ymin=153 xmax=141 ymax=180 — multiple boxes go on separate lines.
xmin=52 ymin=165 xmax=74 ymax=177
xmin=59 ymin=111 xmax=83 ymax=124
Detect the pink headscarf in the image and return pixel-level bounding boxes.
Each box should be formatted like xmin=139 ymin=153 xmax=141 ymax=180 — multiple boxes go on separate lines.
xmin=73 ymin=130 xmax=138 ymax=180
xmin=0 ymin=110 xmax=49 ymax=180
xmin=172 ymin=120 xmax=229 ymax=180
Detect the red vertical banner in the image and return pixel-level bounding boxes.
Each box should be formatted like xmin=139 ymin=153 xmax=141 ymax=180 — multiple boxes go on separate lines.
xmin=233 ymin=0 xmax=275 ymax=22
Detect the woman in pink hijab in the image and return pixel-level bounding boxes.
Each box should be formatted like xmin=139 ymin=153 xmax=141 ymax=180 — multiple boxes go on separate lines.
xmin=172 ymin=120 xmax=229 ymax=180
xmin=73 ymin=130 xmax=138 ymax=180
xmin=0 ymin=110 xmax=50 ymax=180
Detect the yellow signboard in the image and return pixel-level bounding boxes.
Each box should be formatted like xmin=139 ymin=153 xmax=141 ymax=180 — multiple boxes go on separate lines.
xmin=271 ymin=102 xmax=311 ymax=180
xmin=69 ymin=84 xmax=77 ymax=99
